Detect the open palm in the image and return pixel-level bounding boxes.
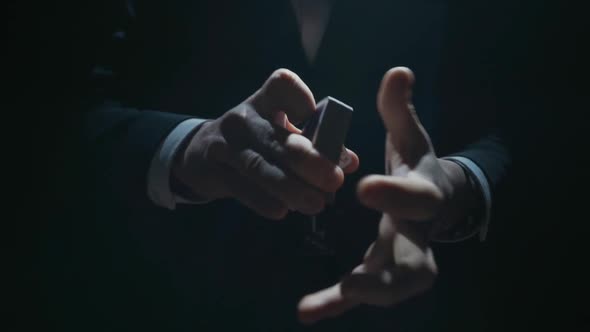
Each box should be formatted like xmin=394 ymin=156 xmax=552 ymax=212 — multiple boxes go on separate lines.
xmin=298 ymin=67 xmax=461 ymax=324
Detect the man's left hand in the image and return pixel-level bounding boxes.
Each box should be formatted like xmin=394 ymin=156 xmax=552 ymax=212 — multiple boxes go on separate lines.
xmin=297 ymin=67 xmax=476 ymax=324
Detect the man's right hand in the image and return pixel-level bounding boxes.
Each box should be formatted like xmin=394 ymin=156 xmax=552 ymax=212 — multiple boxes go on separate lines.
xmin=172 ymin=69 xmax=359 ymax=219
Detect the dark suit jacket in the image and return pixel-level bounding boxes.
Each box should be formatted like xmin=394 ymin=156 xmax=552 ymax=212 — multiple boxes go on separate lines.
xmin=39 ymin=1 xmax=528 ymax=331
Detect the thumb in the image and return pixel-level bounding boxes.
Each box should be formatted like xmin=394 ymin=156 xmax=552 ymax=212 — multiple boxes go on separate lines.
xmin=248 ymin=68 xmax=316 ymax=124
xmin=377 ymin=67 xmax=431 ymax=159
xmin=357 ymin=174 xmax=443 ymax=220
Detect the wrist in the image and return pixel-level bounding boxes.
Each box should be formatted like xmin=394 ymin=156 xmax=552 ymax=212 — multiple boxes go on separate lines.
xmin=170 ymin=120 xmax=211 ymax=200
xmin=436 ymin=158 xmax=484 ymax=232
xmin=147 ymin=117 xmax=210 ymax=209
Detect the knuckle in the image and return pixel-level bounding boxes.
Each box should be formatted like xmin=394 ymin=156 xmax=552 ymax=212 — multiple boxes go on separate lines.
xmin=275 ymin=177 xmax=312 ymax=211
xmin=222 ymin=105 xmax=257 ymax=129
xmin=270 ymin=68 xmax=298 ymax=83
xmin=243 ymin=153 xmax=265 ymax=174
xmin=283 ymin=134 xmax=311 ymax=164
xmin=220 ymin=106 xmax=256 ymax=146
xmin=264 ymin=68 xmax=300 ymax=98
xmin=318 ymin=165 xmax=343 ymax=193
xmin=220 ymin=111 xmax=245 ymax=138
xmin=268 ymin=138 xmax=287 ymax=159
xmin=223 ymin=107 xmax=249 ymax=124
xmin=205 ymin=138 xmax=228 ymax=162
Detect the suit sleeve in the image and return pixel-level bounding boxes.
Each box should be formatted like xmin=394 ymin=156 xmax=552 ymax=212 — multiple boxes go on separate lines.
xmin=430 ymin=2 xmax=528 ymax=241
xmin=440 ymin=2 xmax=532 ymax=186
xmin=51 ymin=1 xmax=193 ymax=208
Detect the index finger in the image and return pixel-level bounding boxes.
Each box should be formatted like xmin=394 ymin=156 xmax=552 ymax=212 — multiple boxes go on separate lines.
xmin=248 ymin=68 xmax=316 ymax=124
xmin=275 ymin=108 xmax=359 ymax=175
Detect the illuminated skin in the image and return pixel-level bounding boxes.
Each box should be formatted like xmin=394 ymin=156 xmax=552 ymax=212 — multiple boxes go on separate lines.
xmin=298 ymin=67 xmax=478 ymax=324
xmin=173 ymin=67 xmax=477 ymax=324
xmin=172 ymin=69 xmax=359 ymax=219
xmin=173 ymin=2 xmax=482 ymax=322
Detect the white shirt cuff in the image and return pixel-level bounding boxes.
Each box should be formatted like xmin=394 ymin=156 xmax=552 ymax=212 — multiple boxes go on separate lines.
xmin=147 ymin=118 xmax=207 ymax=210
xmin=441 ymin=156 xmax=492 ymax=242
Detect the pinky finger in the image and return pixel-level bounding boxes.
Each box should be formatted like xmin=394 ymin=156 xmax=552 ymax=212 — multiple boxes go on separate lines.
xmin=223 ymin=168 xmax=288 ymax=220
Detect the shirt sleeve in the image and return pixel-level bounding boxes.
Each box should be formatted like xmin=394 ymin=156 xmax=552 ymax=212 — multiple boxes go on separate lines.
xmin=435 ymin=156 xmax=492 ymax=242
xmin=147 ymin=118 xmax=208 ymax=210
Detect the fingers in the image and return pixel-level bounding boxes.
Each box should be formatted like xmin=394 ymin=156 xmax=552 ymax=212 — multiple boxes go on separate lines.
xmin=279 ymin=133 xmax=345 ymax=192
xmin=392 ymin=222 xmax=437 ymax=270
xmin=221 ymin=167 xmax=288 ymax=220
xmin=341 ymin=148 xmax=360 ymax=174
xmin=357 ymin=174 xmax=443 ymax=220
xmin=341 ymin=263 xmax=435 ymax=307
xmin=212 ymin=69 xmax=360 ymax=216
xmin=249 ymin=68 xmax=316 ymax=124
xmin=297 ymin=283 xmax=359 ymax=325
xmin=377 ymin=67 xmax=415 ymax=133
xmin=297 ymin=265 xmax=419 ymax=324
xmin=340 ymin=270 xmax=398 ymax=306
xmin=275 ymin=111 xmax=359 ymax=175
xmin=227 ymin=149 xmax=327 ymax=215
xmin=363 ymin=232 xmax=394 ymax=271
xmin=298 ymin=245 xmax=437 ymax=324
xmin=298 ymin=222 xmax=438 ymax=325
xmin=377 ymin=67 xmax=431 ymax=160
xmin=220 ymin=109 xmax=345 ymax=193
xmin=273 ymin=111 xmax=303 ymax=134
xmin=276 ymin=125 xmax=358 ymax=181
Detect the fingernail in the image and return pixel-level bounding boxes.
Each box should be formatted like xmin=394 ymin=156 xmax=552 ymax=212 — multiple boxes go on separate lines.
xmin=273 ymin=111 xmax=287 ymax=128
xmin=338 ymin=147 xmax=351 ymax=169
